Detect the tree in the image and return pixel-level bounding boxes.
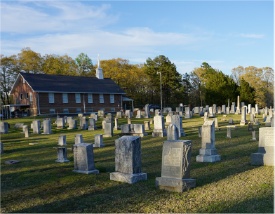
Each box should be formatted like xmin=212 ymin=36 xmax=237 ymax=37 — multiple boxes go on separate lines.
xmin=143 ymin=55 xmax=184 ymax=107
xmin=17 ymin=48 xmax=43 ymax=73
xmin=238 ymin=78 xmax=255 ymax=105
xmin=75 ymin=53 xmax=94 ymax=76
xmin=0 ymin=55 xmax=20 ymax=104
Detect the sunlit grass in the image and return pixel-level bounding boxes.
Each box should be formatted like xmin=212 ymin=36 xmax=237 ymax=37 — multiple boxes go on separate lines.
xmin=1 ymin=113 xmax=273 ymax=213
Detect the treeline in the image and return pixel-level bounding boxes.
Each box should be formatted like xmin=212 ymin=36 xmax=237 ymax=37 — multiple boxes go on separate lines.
xmin=0 ymin=48 xmax=274 ymax=108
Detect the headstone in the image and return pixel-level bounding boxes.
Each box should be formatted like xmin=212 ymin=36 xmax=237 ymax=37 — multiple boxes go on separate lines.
xmin=56 ymin=147 xmax=69 ymax=163
xmin=228 ymin=118 xmax=234 ymax=125
xmin=196 ymin=120 xmax=221 ymax=162
xmin=88 ymin=118 xmax=97 ymax=130
xmin=255 ymin=104 xmax=259 ymax=115
xmin=73 ymin=143 xmax=99 ymax=174
xmin=156 ymin=140 xmax=196 ymax=192
xmin=208 ymin=107 xmax=214 ymax=118
xmin=132 ymin=124 xmax=147 ymax=137
xmin=265 ymin=116 xmax=272 ymax=127
xmin=171 ymin=115 xmax=185 ymax=137
xmin=0 ymin=142 xmax=3 ymax=154
xmin=102 ymin=120 xmax=106 ymax=130
xmin=214 ymin=118 xmax=219 ymax=130
xmin=56 ymin=118 xmax=65 ymax=129
xmin=167 ymin=124 xmax=179 ymax=140
xmin=240 ymin=106 xmax=247 ymax=126
xmin=113 ymin=118 xmax=119 ymax=130
xmin=75 ymin=134 xmax=84 ymax=144
xmin=125 ymin=110 xmax=132 ymax=118
xmin=226 ymin=126 xmax=232 ymax=138
xmin=152 ymin=115 xmax=167 ymax=137
xmin=43 ymin=119 xmax=51 ymax=134
xmin=79 ymin=117 xmax=88 ymax=130
xmin=230 ymin=102 xmax=235 ymax=114
xmin=198 ymin=126 xmax=202 ymax=138
xmin=226 ymin=107 xmax=230 ymax=115
xmin=155 ymin=109 xmax=160 ymax=116
xmin=144 ymin=104 xmax=150 ymax=118
xmin=32 ymin=120 xmax=41 ymax=134
xmin=22 ymin=125 xmax=29 ymax=138
xmin=98 ymin=110 xmax=105 ymax=118
xmin=194 ymin=107 xmax=200 ymax=114
xmin=251 ymin=127 xmax=274 ymax=166
xmin=127 ymin=118 xmax=131 ymax=124
xmin=221 ymin=105 xmax=226 ymax=114
xmin=68 ymin=119 xmax=77 ymax=129
xmin=165 ymin=114 xmax=172 ymax=125
xmin=251 ymin=130 xmax=257 ymax=141
xmin=250 ymin=113 xmax=255 ymax=123
xmin=136 ymin=110 xmax=142 ymax=118
xmin=90 ymin=113 xmax=98 ymax=121
xmin=116 ymin=111 xmax=122 ymax=119
xmin=212 ymin=104 xmax=217 ymax=114
xmin=247 ymin=122 xmax=254 ymax=131
xmin=235 ymin=96 xmax=240 ymax=114
xmin=104 ymin=122 xmax=113 ymax=137
xmin=14 ymin=123 xmax=24 ymax=129
xmin=248 ymin=104 xmax=251 ymax=114
xmin=94 ymin=134 xmax=104 ymax=148
xmin=144 ymin=121 xmax=150 ymax=131
xmin=110 ymin=136 xmax=147 ymax=184
xmin=185 ymin=107 xmax=191 ymax=119
xmin=58 ymin=135 xmax=66 ymax=146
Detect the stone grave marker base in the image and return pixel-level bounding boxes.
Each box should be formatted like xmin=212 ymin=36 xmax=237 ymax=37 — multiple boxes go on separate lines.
xmin=251 ymin=153 xmax=274 ymax=166
xmin=156 ymin=177 xmax=196 ymax=193
xmin=73 ymin=169 xmax=99 ymax=174
xmin=110 ymin=172 xmax=147 ymax=184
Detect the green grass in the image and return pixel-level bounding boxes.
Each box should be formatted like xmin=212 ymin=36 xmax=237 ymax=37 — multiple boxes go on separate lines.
xmin=1 ymin=114 xmax=274 ymax=213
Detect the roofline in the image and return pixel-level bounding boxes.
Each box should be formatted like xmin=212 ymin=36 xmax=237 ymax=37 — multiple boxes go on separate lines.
xmin=10 ymin=73 xmax=35 ymax=94
xmin=35 ymin=91 xmax=126 ymax=94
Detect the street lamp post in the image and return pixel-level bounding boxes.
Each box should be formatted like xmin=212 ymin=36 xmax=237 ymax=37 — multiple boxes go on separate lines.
xmin=157 ymin=71 xmax=162 ymax=115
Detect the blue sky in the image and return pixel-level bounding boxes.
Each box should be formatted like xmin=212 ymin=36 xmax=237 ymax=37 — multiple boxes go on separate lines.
xmin=1 ymin=0 xmax=274 ymax=75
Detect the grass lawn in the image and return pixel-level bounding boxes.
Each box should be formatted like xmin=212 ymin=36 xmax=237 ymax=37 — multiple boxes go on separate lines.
xmin=1 ymin=113 xmax=274 ymax=213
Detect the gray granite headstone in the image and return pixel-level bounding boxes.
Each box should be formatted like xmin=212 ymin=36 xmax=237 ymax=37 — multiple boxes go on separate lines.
xmin=110 ymin=136 xmax=147 ymax=184
xmin=94 ymin=134 xmax=104 ymax=148
xmin=73 ymin=143 xmax=99 ymax=174
xmin=56 ymin=118 xmax=65 ymax=129
xmin=113 ymin=118 xmax=119 ymax=130
xmin=79 ymin=117 xmax=88 ymax=130
xmin=43 ymin=119 xmax=51 ymax=134
xmin=58 ymin=135 xmax=66 ymax=146
xmin=152 ymin=115 xmax=167 ymax=137
xmin=198 ymin=126 xmax=202 ymax=138
xmin=226 ymin=126 xmax=231 ymax=138
xmin=56 ymin=147 xmax=69 ymax=163
xmin=251 ymin=130 xmax=257 ymax=141
xmin=68 ymin=119 xmax=77 ymax=129
xmin=196 ymin=120 xmax=221 ymax=162
xmin=240 ymin=106 xmax=247 ymax=126
xmin=23 ymin=125 xmax=29 ymax=138
xmin=104 ymin=122 xmax=113 ymax=137
xmin=144 ymin=121 xmax=150 ymax=131
xmin=144 ymin=104 xmax=150 ymax=118
xmin=171 ymin=115 xmax=185 ymax=137
xmin=75 ymin=134 xmax=84 ymax=144
xmin=251 ymin=127 xmax=274 ymax=166
xmin=156 ymin=140 xmax=196 ymax=192
xmin=88 ymin=118 xmax=96 ymax=130
xmin=167 ymin=124 xmax=179 ymax=140
xmin=32 ymin=120 xmax=41 ymax=134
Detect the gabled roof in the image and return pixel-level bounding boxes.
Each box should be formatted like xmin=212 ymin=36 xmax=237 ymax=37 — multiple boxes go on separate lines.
xmin=17 ymin=72 xmax=125 ymax=94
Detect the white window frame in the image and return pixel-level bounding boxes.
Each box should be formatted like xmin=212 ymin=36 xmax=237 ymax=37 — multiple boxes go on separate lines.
xmin=49 ymin=108 xmax=55 ymax=114
xmin=29 ymin=93 xmax=33 ymax=102
xmin=88 ymin=94 xmax=93 ymax=103
xmin=75 ymin=93 xmax=81 ymax=103
xmin=99 ymin=94 xmax=104 ymax=103
xmin=62 ymin=93 xmax=68 ymax=103
xmin=48 ymin=93 xmax=54 ymax=103
xmin=110 ymin=94 xmax=114 ymax=103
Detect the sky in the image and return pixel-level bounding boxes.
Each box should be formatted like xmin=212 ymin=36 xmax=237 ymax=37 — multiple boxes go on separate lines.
xmin=1 ymin=0 xmax=274 ymax=75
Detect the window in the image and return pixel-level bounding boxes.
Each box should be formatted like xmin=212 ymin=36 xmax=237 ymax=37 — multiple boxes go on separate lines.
xmin=88 ymin=94 xmax=93 ymax=103
xmin=110 ymin=94 xmax=114 ymax=103
xmin=63 ymin=109 xmax=69 ymax=113
xmin=26 ymin=93 xmax=29 ymax=99
xmin=20 ymin=94 xmax=23 ymax=100
xmin=29 ymin=93 xmax=33 ymax=102
xmin=75 ymin=93 xmax=81 ymax=103
xmin=49 ymin=108 xmax=55 ymax=114
xmin=76 ymin=108 xmax=81 ymax=113
xmin=99 ymin=94 xmax=104 ymax=103
xmin=110 ymin=107 xmax=115 ymax=112
xmin=62 ymin=93 xmax=68 ymax=103
xmin=48 ymin=93 xmax=54 ymax=103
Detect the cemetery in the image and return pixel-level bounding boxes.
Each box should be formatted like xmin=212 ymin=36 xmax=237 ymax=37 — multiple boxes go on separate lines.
xmin=0 ymin=107 xmax=274 ymax=213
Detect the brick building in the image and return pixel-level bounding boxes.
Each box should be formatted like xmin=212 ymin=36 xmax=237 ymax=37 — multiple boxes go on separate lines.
xmin=8 ymin=62 xmax=128 ymax=116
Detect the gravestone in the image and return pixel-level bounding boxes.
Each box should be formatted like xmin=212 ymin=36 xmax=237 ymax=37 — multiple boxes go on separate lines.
xmin=228 ymin=118 xmax=234 ymax=125
xmin=56 ymin=118 xmax=65 ymax=129
xmin=196 ymin=120 xmax=221 ymax=162
xmin=102 ymin=120 xmax=106 ymax=130
xmin=240 ymin=106 xmax=247 ymax=126
xmin=110 ymin=136 xmax=147 ymax=184
xmin=171 ymin=115 xmax=185 ymax=137
xmin=136 ymin=110 xmax=142 ymax=118
xmin=198 ymin=126 xmax=202 ymax=138
xmin=73 ymin=143 xmax=99 ymax=174
xmin=104 ymin=122 xmax=113 ymax=137
xmin=230 ymin=102 xmax=235 ymax=114
xmin=68 ymin=119 xmax=77 ymax=129
xmin=208 ymin=107 xmax=214 ymax=118
xmin=251 ymin=127 xmax=274 ymax=166
xmin=255 ymin=104 xmax=259 ymax=114
xmin=214 ymin=118 xmax=219 ymax=130
xmin=185 ymin=107 xmax=191 ymax=119
xmin=116 ymin=111 xmax=122 ymax=119
xmin=125 ymin=110 xmax=132 ymax=118
xmin=113 ymin=118 xmax=119 ymax=130
xmin=144 ymin=121 xmax=150 ymax=131
xmin=56 ymin=147 xmax=69 ymax=163
xmin=58 ymin=135 xmax=66 ymax=146
xmin=213 ymin=104 xmax=217 ymax=114
xmin=23 ymin=125 xmax=29 ymax=138
xmin=194 ymin=107 xmax=200 ymax=114
xmin=251 ymin=130 xmax=257 ymax=141
xmin=226 ymin=107 xmax=230 ymax=115
xmin=90 ymin=113 xmax=98 ymax=121
xmin=43 ymin=119 xmax=51 ymax=134
xmin=156 ymin=140 xmax=196 ymax=192
xmin=79 ymin=117 xmax=88 ymax=130
xmin=75 ymin=134 xmax=84 ymax=144
xmin=250 ymin=113 xmax=255 ymax=123
xmin=94 ymin=134 xmax=104 ymax=148
xmin=127 ymin=118 xmax=131 ymax=124
xmin=152 ymin=115 xmax=167 ymax=137
xmin=204 ymin=112 xmax=208 ymax=121
xmin=98 ymin=110 xmax=105 ymax=118
xmin=32 ymin=120 xmax=41 ymax=134
xmin=0 ymin=142 xmax=3 ymax=154
xmin=167 ymin=124 xmax=179 ymax=140
xmin=144 ymin=104 xmax=150 ymax=118
xmin=247 ymin=122 xmax=254 ymax=131
xmin=226 ymin=126 xmax=232 ymax=138
xmin=88 ymin=118 xmax=96 ymax=130
xmin=165 ymin=114 xmax=172 ymax=125
xmin=235 ymin=96 xmax=240 ymax=114
xmin=248 ymin=104 xmax=251 ymax=114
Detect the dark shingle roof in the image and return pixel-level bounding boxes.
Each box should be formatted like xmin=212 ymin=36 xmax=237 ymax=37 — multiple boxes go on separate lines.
xmin=20 ymin=72 xmax=125 ymax=94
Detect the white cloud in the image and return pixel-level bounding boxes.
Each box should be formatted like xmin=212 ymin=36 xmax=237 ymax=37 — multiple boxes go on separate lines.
xmin=240 ymin=33 xmax=265 ymax=39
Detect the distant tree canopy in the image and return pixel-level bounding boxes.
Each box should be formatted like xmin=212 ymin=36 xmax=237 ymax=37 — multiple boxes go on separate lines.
xmin=0 ymin=48 xmax=273 ymax=109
